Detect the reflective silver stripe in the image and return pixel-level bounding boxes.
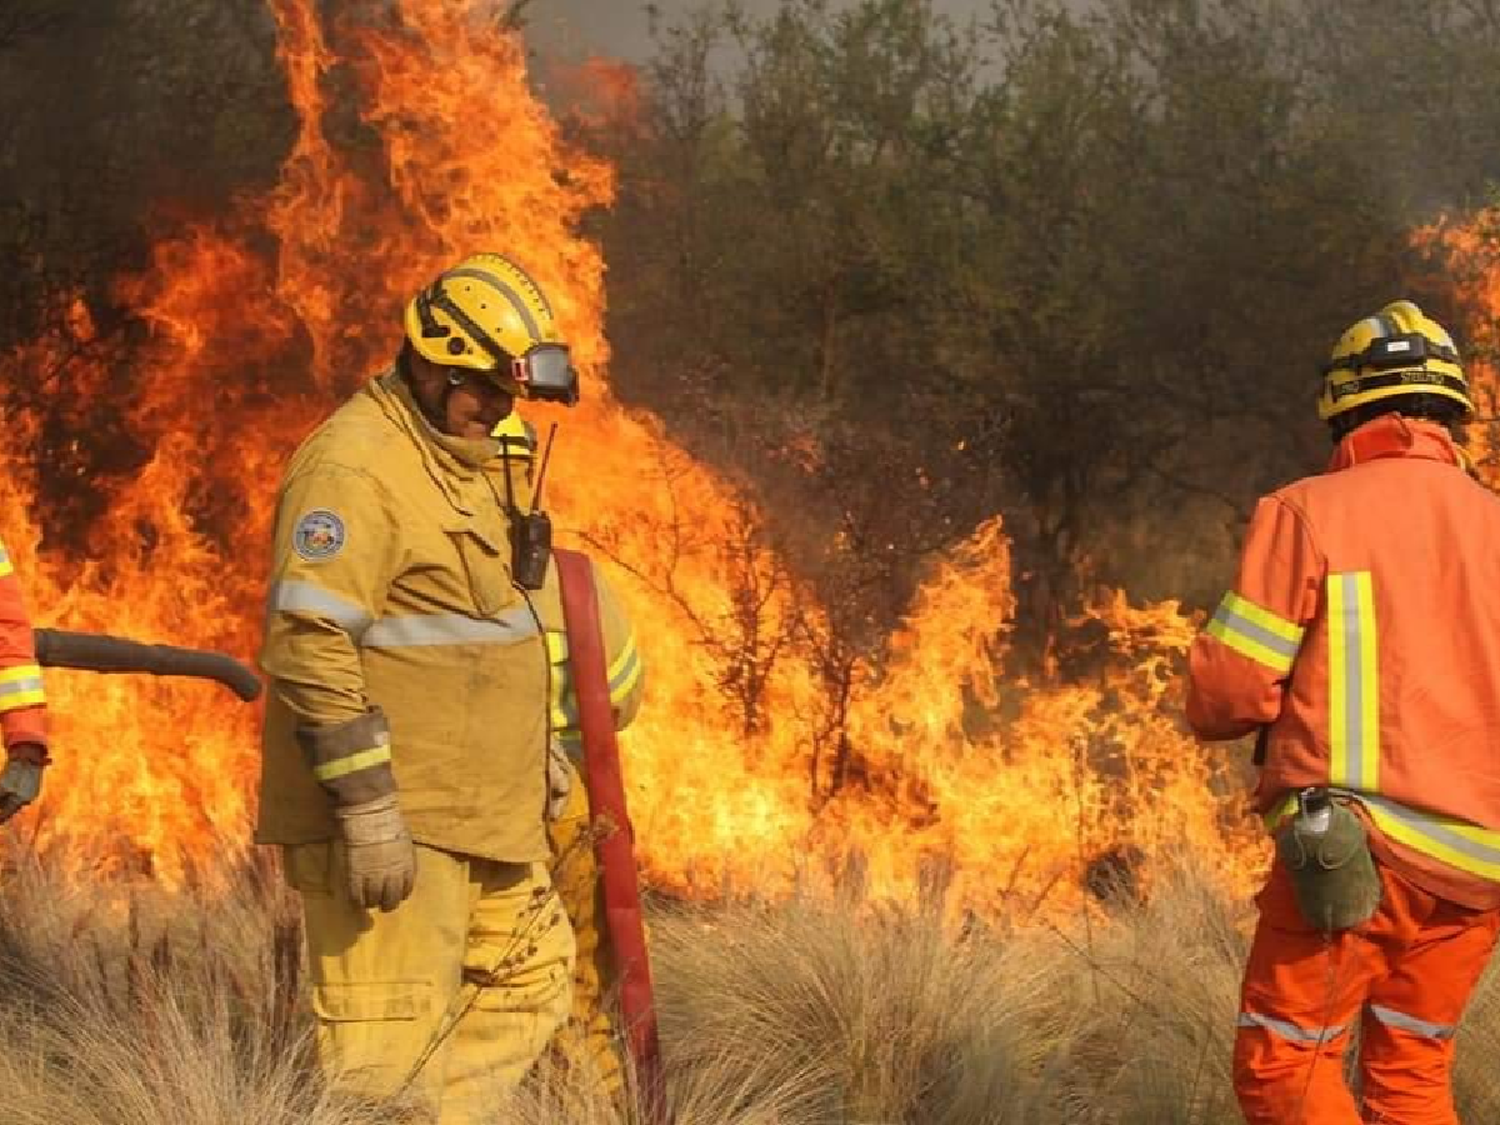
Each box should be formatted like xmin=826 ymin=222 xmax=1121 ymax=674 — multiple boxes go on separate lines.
xmin=1210 ymin=604 xmax=1301 ymax=662
xmin=361 ymin=607 xmax=539 ymax=648
xmin=609 ymin=643 xmax=642 ymax=688
xmin=0 ymin=676 xmax=44 ymax=698
xmin=1237 ymin=1012 xmax=1347 ymax=1044
xmin=1361 ymin=793 xmax=1500 ymax=875
xmin=1328 ymin=572 xmax=1378 ymax=791
xmin=1338 ymin=573 xmax=1365 ymax=787
xmin=1368 ymin=1004 xmax=1456 ymax=1040
xmin=270 ymin=580 xmax=373 ymax=636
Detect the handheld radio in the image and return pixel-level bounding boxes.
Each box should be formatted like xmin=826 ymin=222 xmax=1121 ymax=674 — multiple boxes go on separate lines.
xmin=505 ymin=422 xmax=557 ymax=591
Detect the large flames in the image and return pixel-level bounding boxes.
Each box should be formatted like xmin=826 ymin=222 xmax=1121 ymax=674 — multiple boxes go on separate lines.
xmin=0 ymin=0 xmax=1264 ymax=912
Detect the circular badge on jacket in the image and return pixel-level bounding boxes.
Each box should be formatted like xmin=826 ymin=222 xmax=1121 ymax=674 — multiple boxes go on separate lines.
xmin=293 ymin=509 xmax=346 ymax=560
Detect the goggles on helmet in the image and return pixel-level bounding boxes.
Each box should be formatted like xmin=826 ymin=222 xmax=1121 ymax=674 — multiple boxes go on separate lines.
xmin=415 ymin=284 xmax=580 ymax=405
xmin=511 ymin=343 xmax=579 ymax=405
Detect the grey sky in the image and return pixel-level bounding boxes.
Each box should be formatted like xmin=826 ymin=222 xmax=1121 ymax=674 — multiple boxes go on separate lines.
xmin=527 ymin=0 xmax=993 ymax=63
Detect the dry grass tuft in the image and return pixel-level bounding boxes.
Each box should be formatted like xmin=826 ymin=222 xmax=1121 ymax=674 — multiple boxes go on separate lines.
xmin=1 ymin=842 xmax=1498 ymax=1124
xmin=649 ymin=896 xmax=1066 ymax=1124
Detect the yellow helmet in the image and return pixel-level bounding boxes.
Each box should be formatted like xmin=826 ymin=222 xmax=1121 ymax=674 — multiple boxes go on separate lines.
xmin=492 ymin=411 xmax=537 ymax=459
xmin=404 ymin=253 xmax=580 ymax=404
xmin=1319 ymin=300 xmax=1471 ymax=422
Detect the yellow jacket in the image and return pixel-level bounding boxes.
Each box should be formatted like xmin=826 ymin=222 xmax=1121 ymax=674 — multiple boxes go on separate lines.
xmin=256 ymin=370 xmax=550 ymax=861
xmin=533 ymin=554 xmax=644 ymax=755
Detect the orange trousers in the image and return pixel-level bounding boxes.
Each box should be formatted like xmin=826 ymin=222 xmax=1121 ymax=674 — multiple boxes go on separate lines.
xmin=1235 ymin=858 xmax=1500 ymax=1125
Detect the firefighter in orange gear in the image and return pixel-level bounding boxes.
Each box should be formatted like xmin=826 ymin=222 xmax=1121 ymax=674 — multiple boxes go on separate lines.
xmin=494 ymin=413 xmax=645 ymax=1096
xmin=1188 ymin=300 xmax=1500 ymax=1124
xmin=0 ymin=535 xmax=47 ymax=822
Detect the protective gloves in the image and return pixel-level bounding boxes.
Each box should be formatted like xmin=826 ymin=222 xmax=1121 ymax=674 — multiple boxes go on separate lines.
xmin=0 ymin=742 xmax=47 ymax=823
xmin=334 ymin=791 xmax=416 ymax=912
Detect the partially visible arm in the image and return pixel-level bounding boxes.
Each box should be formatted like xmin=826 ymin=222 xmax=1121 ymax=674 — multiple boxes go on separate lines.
xmin=1187 ymin=496 xmax=1322 ymax=741
xmin=0 ymin=536 xmax=45 ymax=753
xmin=259 ymin=463 xmax=401 ymax=802
xmin=593 ymin=563 xmax=644 ymax=731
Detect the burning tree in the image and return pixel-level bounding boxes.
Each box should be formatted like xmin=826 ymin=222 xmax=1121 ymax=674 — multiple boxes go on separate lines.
xmin=0 ymin=0 xmax=1267 ymax=917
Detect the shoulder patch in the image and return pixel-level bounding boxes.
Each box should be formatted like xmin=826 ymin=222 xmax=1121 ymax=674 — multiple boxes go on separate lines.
xmin=293 ymin=509 xmax=346 ymax=561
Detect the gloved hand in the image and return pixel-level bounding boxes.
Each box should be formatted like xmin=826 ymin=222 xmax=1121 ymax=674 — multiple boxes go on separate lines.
xmin=0 ymin=742 xmax=47 ymax=824
xmin=333 ymin=792 xmax=416 ymax=911
xmin=546 ymin=738 xmax=575 ymax=821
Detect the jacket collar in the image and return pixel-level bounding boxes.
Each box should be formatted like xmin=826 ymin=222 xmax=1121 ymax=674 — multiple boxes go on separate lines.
xmin=367 ymin=369 xmax=502 ymax=515
xmin=1327 ymin=414 xmax=1466 ymax=474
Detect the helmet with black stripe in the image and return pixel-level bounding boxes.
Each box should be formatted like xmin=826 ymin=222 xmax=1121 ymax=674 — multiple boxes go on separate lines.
xmin=404 ymin=254 xmax=580 ymax=404
xmin=1319 ymin=300 xmax=1471 ymax=423
xmin=492 ymin=411 xmax=538 ymax=459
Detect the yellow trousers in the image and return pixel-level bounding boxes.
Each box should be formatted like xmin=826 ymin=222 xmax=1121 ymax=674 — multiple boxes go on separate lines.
xmin=285 ymin=841 xmax=575 ymax=1124
xmin=547 ymin=773 xmax=624 ymax=1095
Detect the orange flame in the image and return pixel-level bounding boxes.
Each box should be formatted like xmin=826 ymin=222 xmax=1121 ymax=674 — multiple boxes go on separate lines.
xmin=1415 ymin=213 xmax=1500 ymax=485
xmin=0 ymin=0 xmax=1263 ymax=912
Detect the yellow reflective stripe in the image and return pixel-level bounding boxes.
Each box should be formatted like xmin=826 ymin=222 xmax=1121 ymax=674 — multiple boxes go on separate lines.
xmin=1224 ymin=592 xmax=1303 ymax=645
xmin=608 ymin=636 xmax=642 ymax=704
xmin=0 ymin=664 xmax=42 ymax=686
xmin=1356 ymin=575 xmax=1379 ymax=792
xmin=1203 ymin=621 xmax=1293 ymax=676
xmin=311 ymin=745 xmax=392 ymax=783
xmin=610 ymin=659 xmax=642 ymax=706
xmin=1361 ymin=796 xmax=1500 ymax=882
xmin=551 ymin=671 xmax=579 ymax=734
xmin=1329 ymin=577 xmax=1348 ymax=784
xmin=549 ymin=629 xmax=641 ymax=724
xmin=0 ymin=664 xmax=44 ymax=711
xmin=607 ymin=632 xmax=637 ymax=683
xmin=0 ymin=559 xmax=12 ymax=579
xmin=0 ymin=689 xmax=45 ymax=712
xmin=1328 ymin=573 xmax=1378 ymax=790
xmin=1263 ymin=792 xmax=1298 ymax=830
xmin=1205 ymin=591 xmax=1303 ymax=672
xmin=1267 ymin=791 xmax=1500 ymax=883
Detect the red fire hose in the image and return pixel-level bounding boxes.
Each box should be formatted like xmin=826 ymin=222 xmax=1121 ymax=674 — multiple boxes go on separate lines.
xmin=555 ymin=549 xmax=669 ymax=1124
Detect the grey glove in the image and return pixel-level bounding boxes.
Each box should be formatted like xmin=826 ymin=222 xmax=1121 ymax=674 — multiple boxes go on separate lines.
xmin=0 ymin=743 xmax=47 ymax=824
xmin=334 ymin=792 xmax=416 ymax=911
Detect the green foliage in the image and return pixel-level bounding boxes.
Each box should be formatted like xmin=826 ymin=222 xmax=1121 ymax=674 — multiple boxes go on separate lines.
xmin=598 ymin=0 xmax=1500 ymax=640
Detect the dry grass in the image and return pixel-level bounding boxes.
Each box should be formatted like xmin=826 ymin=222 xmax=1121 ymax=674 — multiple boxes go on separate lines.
xmin=1 ymin=843 xmax=1499 ymax=1123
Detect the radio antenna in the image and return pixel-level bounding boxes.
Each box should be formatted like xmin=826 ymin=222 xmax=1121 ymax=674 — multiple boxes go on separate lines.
xmin=531 ymin=422 xmax=559 ymax=513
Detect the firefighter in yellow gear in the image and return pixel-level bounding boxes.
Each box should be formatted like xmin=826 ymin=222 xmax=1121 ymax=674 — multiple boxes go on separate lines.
xmin=256 ymin=254 xmax=583 ymax=1124
xmin=493 ymin=411 xmax=646 ymax=1097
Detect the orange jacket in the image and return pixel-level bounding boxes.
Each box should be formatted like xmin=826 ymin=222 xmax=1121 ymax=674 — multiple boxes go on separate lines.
xmin=1188 ymin=416 xmax=1500 ymax=909
xmin=0 ymin=536 xmax=45 ymax=751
